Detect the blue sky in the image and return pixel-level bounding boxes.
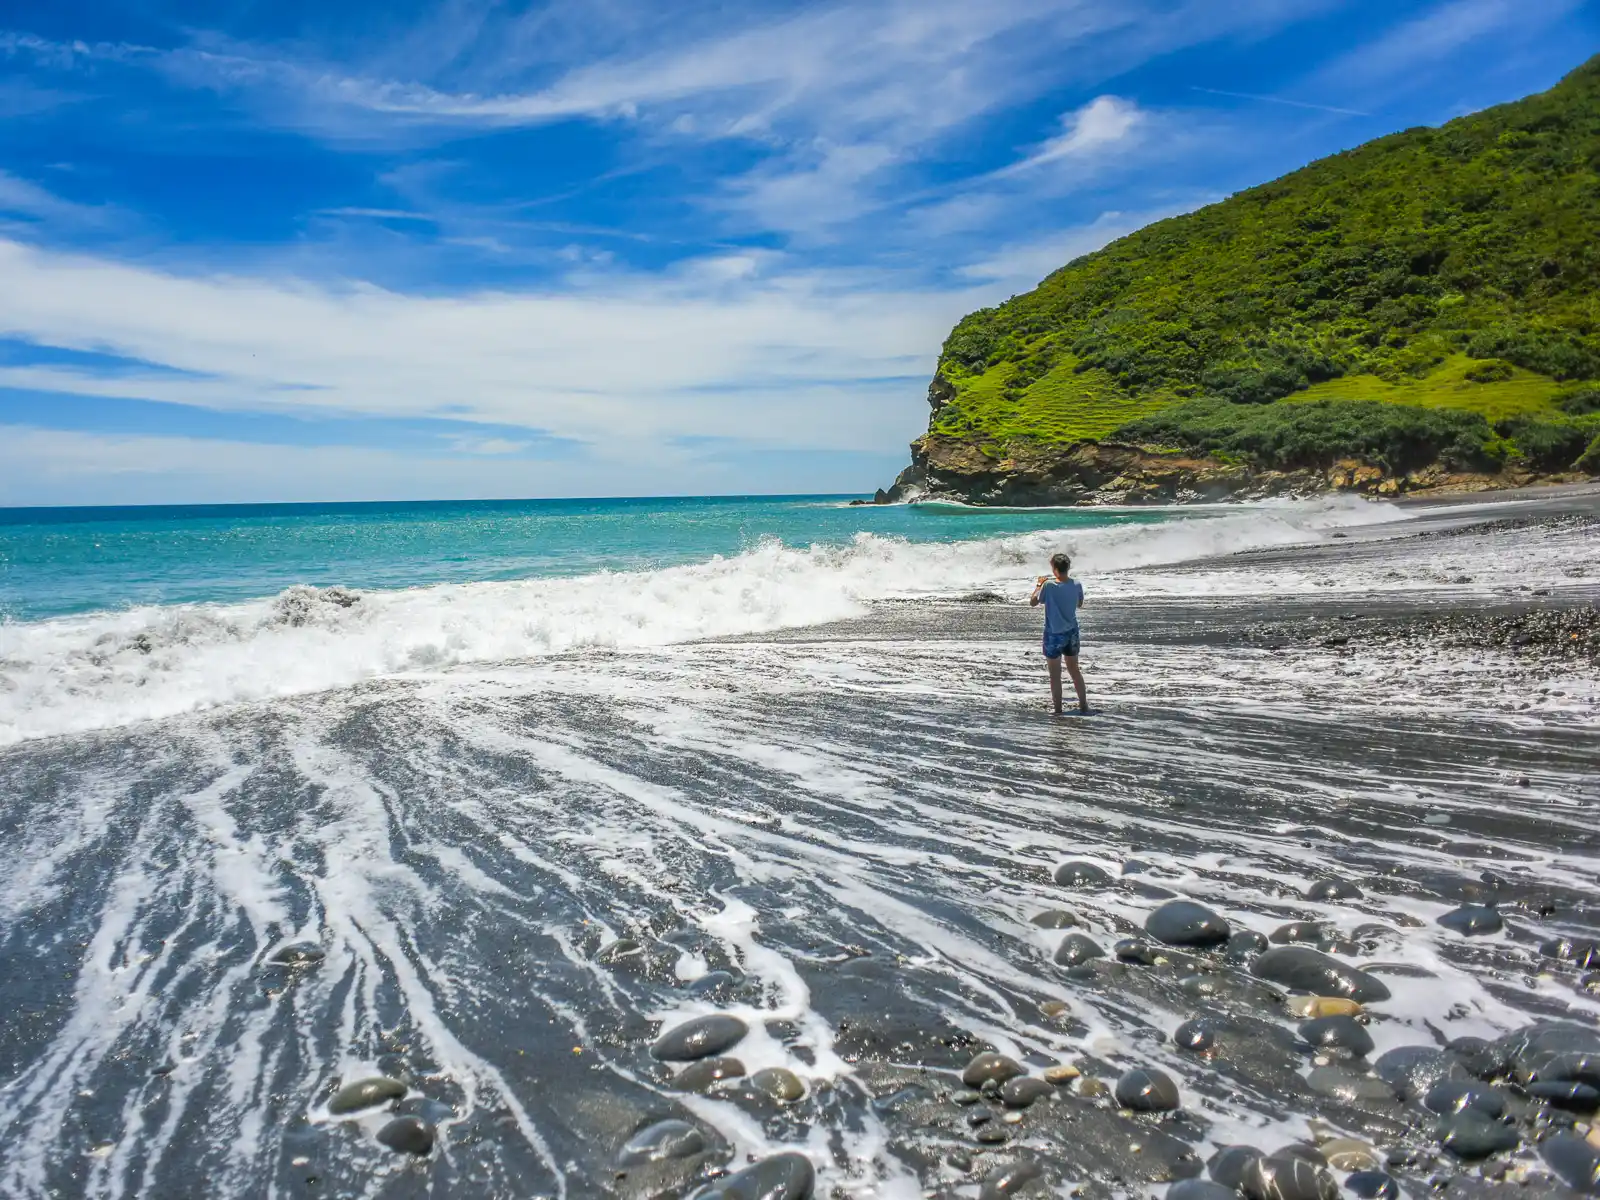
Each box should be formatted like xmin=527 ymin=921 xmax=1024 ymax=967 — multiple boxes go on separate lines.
xmin=0 ymin=0 xmax=1594 ymax=505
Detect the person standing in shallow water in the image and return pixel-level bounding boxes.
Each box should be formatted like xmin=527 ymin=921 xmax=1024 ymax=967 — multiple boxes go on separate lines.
xmin=1030 ymin=552 xmax=1088 ymax=716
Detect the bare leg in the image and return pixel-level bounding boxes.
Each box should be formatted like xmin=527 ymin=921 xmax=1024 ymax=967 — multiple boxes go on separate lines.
xmin=1064 ymin=655 xmax=1088 ymax=713
xmin=1046 ymin=656 xmax=1063 ymax=714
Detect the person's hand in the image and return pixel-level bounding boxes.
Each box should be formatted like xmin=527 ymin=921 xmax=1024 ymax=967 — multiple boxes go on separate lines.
xmin=1035 ymin=575 xmax=1048 ymax=586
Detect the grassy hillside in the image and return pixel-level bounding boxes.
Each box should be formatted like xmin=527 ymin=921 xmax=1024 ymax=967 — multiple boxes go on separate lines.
xmin=929 ymin=54 xmax=1600 ymax=476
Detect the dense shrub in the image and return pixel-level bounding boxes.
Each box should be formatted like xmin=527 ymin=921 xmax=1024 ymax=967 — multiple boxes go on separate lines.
xmin=1577 ymin=433 xmax=1600 ymax=474
xmin=1113 ymin=398 xmax=1498 ymax=473
xmin=1556 ymin=387 xmax=1600 ymax=415
xmin=1496 ymin=415 xmax=1593 ymax=470
xmin=936 ymin=54 xmax=1600 ymax=417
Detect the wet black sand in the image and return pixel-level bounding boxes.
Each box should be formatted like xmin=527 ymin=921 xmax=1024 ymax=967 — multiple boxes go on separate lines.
xmin=0 ymin=491 xmax=1595 ymax=1199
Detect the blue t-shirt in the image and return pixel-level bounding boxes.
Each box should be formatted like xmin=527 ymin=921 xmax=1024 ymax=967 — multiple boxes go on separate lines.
xmin=1040 ymin=578 xmax=1084 ymax=636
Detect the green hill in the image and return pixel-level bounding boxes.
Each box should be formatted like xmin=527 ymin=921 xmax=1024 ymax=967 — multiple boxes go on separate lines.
xmin=909 ymin=54 xmax=1600 ymax=495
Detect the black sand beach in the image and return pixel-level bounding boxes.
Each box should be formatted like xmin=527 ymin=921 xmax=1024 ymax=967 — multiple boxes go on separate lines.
xmin=0 ymin=490 xmax=1596 ymax=1199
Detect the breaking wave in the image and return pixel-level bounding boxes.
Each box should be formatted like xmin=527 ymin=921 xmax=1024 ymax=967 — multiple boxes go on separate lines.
xmin=0 ymin=497 xmax=1399 ymax=744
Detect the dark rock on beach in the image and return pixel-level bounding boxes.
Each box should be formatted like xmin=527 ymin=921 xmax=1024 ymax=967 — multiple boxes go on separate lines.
xmin=618 ymin=1119 xmax=707 ymax=1166
xmin=749 ymin=1068 xmax=806 ymax=1103
xmin=652 ymin=1015 xmax=748 ymax=1062
xmin=1423 ymin=1080 xmax=1507 ymax=1119
xmin=1374 ymin=1046 xmax=1471 ymax=1100
xmin=1270 ymin=921 xmax=1327 ymax=945
xmin=673 ymin=1057 xmax=746 ymax=1092
xmin=1114 ymin=937 xmax=1161 ymax=965
xmin=1540 ymin=1131 xmax=1600 ymax=1194
xmin=695 ymin=1151 xmax=815 ymax=1200
xmin=1240 ymin=1151 xmax=1338 ymax=1200
xmin=1541 ymin=937 xmax=1600 ymax=969
xmin=1298 ymin=1015 xmax=1375 ymax=1058
xmin=998 ymin=1077 xmax=1054 ymax=1109
xmin=1053 ymin=861 xmax=1112 ymax=888
xmin=1174 ymin=1019 xmax=1218 ymax=1053
xmin=1146 ymin=900 xmax=1231 ymax=947
xmin=1054 ymin=933 xmax=1105 ymax=967
xmin=1113 ymin=1066 xmax=1180 ymax=1111
xmin=1227 ymin=931 xmax=1269 ymax=961
xmin=1436 ymin=1110 xmax=1519 ymax=1159
xmin=1306 ymin=878 xmax=1363 ymax=902
xmin=376 ymin=1116 xmax=435 ymax=1156
xmin=1209 ymin=1145 xmax=1265 ymax=1189
xmin=265 ymin=943 xmax=325 ymax=968
xmin=1344 ymin=1170 xmax=1400 ymax=1200
xmin=978 ymin=1158 xmax=1047 ymax=1200
xmin=1527 ymin=1079 xmax=1600 ymax=1110
xmin=1251 ymin=946 xmax=1391 ymax=1003
xmin=1030 ymin=910 xmax=1078 ymax=929
xmin=1170 ymin=1180 xmax=1240 ymax=1200
xmin=1436 ymin=905 xmax=1503 ymax=936
xmin=962 ymin=1053 xmax=1026 ymax=1089
xmin=328 ymin=1076 xmax=407 ymax=1115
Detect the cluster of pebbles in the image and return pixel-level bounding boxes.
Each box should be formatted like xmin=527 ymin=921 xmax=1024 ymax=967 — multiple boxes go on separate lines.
xmin=577 ymin=860 xmax=1600 ymax=1200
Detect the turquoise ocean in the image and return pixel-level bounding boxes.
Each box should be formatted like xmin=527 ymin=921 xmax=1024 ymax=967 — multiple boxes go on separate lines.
xmin=0 ymin=492 xmax=1392 ymax=746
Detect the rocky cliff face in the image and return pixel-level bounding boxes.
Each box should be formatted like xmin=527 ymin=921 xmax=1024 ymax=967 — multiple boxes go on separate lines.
xmin=875 ymin=383 xmax=1557 ymax=505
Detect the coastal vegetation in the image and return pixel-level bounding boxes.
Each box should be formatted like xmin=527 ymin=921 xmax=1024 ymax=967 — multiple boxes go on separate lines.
xmin=924 ymin=54 xmax=1600 ymax=481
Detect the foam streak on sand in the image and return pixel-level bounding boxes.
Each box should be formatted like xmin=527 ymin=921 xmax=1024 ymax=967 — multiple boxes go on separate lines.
xmin=0 ymin=497 xmax=1399 ymax=745
xmin=0 ymin=505 xmax=1596 ymax=1198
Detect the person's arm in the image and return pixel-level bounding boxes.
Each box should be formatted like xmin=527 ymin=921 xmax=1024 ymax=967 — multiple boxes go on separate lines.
xmin=1030 ymin=576 xmax=1048 ymax=607
xmin=1077 ymin=582 xmax=1085 ymax=610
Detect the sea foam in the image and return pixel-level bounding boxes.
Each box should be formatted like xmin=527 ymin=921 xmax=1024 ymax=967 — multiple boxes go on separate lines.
xmin=0 ymin=496 xmax=1398 ymax=744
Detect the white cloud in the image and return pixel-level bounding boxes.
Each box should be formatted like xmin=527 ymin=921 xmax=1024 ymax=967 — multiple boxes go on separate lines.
xmin=0 ymin=236 xmax=980 ymax=457
xmin=0 ymin=425 xmax=903 ymax=505
xmin=998 ymin=96 xmax=1145 ymax=177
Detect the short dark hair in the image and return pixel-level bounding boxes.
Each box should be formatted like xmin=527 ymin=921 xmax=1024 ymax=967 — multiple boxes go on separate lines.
xmin=1050 ymin=553 xmax=1071 ymax=574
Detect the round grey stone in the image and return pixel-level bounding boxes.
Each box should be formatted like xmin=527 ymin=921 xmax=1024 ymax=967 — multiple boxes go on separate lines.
xmin=1436 ymin=905 xmax=1503 ymax=936
xmin=1251 ymin=946 xmax=1391 ymax=1003
xmin=1344 ymin=1171 xmax=1400 ymax=1200
xmin=1540 ymin=937 xmax=1600 ymax=969
xmin=1423 ymin=1080 xmax=1506 ymax=1118
xmin=1208 ymin=1145 xmax=1264 ymax=1189
xmin=652 ymin=1015 xmax=749 ymax=1061
xmin=1054 ymin=933 xmax=1105 ymax=967
xmin=1053 ymin=861 xmax=1112 ymax=888
xmin=962 ymin=1052 xmax=1026 ymax=1089
xmin=267 ymin=943 xmax=324 ymax=968
xmin=1114 ymin=937 xmax=1160 ymax=965
xmin=673 ymin=1056 xmax=746 ymax=1092
xmin=1436 ymin=1111 xmax=1518 ymax=1160
xmin=1270 ymin=921 xmax=1326 ymax=945
xmin=328 ymin=1076 xmax=406 ymax=1115
xmin=1114 ymin=1066 xmax=1179 ymax=1112
xmin=1240 ymin=1152 xmax=1338 ymax=1200
xmin=1169 ymin=1182 xmax=1239 ymax=1200
xmin=696 ymin=1151 xmax=815 ymax=1200
xmin=1145 ymin=900 xmax=1231 ymax=947
xmin=1226 ymin=931 xmax=1269 ymax=961
xmin=1306 ymin=879 xmax=1363 ymax=902
xmin=1527 ymin=1079 xmax=1600 ymax=1110
xmin=1298 ymin=1016 xmax=1375 ymax=1057
xmin=1539 ymin=1131 xmax=1600 ymax=1194
xmin=619 ymin=1119 xmax=707 ymax=1166
xmin=749 ymin=1067 xmax=806 ymax=1103
xmin=978 ymin=1158 xmax=1047 ymax=1200
xmin=1030 ymin=910 xmax=1078 ymax=929
xmin=1173 ymin=1019 xmax=1217 ymax=1053
xmin=1306 ymin=1065 xmax=1394 ymax=1104
xmin=376 ymin=1116 xmax=434 ymax=1156
xmin=998 ymin=1076 xmax=1053 ymax=1109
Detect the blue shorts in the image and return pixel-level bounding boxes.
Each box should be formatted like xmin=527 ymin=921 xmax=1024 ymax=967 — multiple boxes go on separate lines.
xmin=1043 ymin=630 xmax=1081 ymax=659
